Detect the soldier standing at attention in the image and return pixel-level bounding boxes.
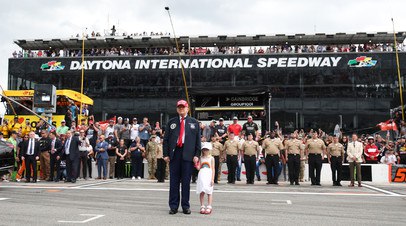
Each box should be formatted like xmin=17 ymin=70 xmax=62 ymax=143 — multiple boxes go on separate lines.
xmin=262 ymin=131 xmax=284 ymax=185
xmin=223 ymin=132 xmax=239 ymax=184
xmin=146 ymin=135 xmax=158 ymax=179
xmin=241 ymin=133 xmax=260 ymax=184
xmin=327 ymin=136 xmax=345 ymax=186
xmin=211 ymin=135 xmax=223 ymax=184
xmin=305 ymin=131 xmax=326 ymax=186
xmin=285 ymin=133 xmax=303 ymax=185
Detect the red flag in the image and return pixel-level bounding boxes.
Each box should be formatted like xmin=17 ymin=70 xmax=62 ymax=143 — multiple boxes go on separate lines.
xmin=98 ymin=116 xmax=116 ymax=131
xmin=377 ymin=120 xmax=398 ymax=131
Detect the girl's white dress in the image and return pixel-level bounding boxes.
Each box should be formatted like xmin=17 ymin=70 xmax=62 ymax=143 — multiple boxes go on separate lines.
xmin=196 ymin=156 xmax=214 ymax=195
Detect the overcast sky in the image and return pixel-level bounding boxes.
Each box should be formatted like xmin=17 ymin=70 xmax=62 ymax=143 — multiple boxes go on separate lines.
xmin=0 ymin=0 xmax=405 ymax=114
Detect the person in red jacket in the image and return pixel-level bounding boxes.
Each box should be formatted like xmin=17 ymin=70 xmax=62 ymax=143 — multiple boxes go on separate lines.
xmin=364 ymin=136 xmax=380 ymax=163
xmin=228 ymin=117 xmax=242 ymax=136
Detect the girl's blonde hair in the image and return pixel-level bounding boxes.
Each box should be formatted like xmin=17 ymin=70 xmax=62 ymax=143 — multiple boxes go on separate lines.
xmin=201 ymin=148 xmax=212 ymax=157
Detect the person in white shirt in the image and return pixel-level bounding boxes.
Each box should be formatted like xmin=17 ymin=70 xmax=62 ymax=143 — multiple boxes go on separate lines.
xmin=347 ymin=134 xmax=364 ymax=187
xmin=130 ymin=118 xmax=139 ymax=142
xmin=380 ymin=150 xmax=397 ymax=165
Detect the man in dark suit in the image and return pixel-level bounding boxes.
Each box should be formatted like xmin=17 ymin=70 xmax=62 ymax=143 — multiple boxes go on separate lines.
xmin=21 ymin=131 xmax=40 ymax=183
xmin=63 ymin=130 xmax=81 ymax=183
xmin=49 ymin=131 xmax=63 ymax=182
xmin=163 ymin=100 xmax=201 ymax=215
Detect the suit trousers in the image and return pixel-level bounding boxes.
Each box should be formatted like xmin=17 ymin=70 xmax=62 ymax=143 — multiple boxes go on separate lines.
xmin=169 ymin=146 xmax=193 ymax=210
xmin=25 ymin=155 xmax=37 ymax=181
xmin=97 ymin=158 xmax=108 ymax=178
xmin=349 ymin=162 xmax=362 ymax=184
xmin=50 ymin=154 xmax=61 ymax=180
xmin=265 ymin=154 xmax=280 ymax=183
xmin=308 ymin=154 xmax=322 ymax=185
xmin=66 ymin=155 xmax=79 ymax=181
xmin=226 ymin=155 xmax=238 ymax=183
xmin=156 ymin=158 xmax=166 ymax=182
xmin=330 ymin=156 xmax=343 ymax=184
xmin=108 ymin=156 xmax=116 ymax=178
xmin=79 ymin=151 xmax=88 ymax=178
xmin=213 ymin=156 xmax=220 ymax=183
xmin=288 ymin=154 xmax=300 ymax=184
xmin=244 ymin=155 xmax=256 ymax=183
xmin=39 ymin=151 xmax=50 ymax=180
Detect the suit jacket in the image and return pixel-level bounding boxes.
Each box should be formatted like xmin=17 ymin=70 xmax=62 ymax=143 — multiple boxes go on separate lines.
xmin=95 ymin=141 xmax=109 ymax=160
xmin=51 ymin=138 xmax=63 ymax=157
xmin=163 ymin=116 xmax=201 ymax=162
xmin=21 ymin=139 xmax=40 ymax=158
xmin=64 ymin=136 xmax=81 ymax=160
xmin=347 ymin=141 xmax=364 ymax=163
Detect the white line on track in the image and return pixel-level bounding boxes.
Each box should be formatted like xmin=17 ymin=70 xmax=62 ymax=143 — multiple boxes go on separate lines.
xmin=0 ymin=198 xmax=10 ymax=201
xmin=58 ymin=214 xmax=104 ymax=224
xmin=362 ymin=184 xmax=402 ymax=196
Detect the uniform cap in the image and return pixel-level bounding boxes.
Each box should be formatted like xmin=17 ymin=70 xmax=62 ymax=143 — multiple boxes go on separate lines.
xmin=61 ymin=120 xmax=66 ymax=123
xmin=233 ymin=116 xmax=238 ymax=120
xmin=177 ymin=100 xmax=188 ymax=107
xmin=219 ymin=118 xmax=224 ymax=121
xmin=201 ymin=142 xmax=212 ymax=150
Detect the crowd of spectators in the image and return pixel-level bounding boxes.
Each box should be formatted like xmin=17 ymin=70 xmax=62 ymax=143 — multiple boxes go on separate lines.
xmin=12 ymin=42 xmax=406 ymax=59
xmin=1 ymin=98 xmax=405 ymax=184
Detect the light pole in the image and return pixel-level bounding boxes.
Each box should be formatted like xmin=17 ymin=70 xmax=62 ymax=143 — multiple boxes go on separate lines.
xmin=268 ymin=92 xmax=272 ymax=132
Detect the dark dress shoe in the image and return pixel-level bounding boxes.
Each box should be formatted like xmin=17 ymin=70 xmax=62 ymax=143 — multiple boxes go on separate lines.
xmin=257 ymin=178 xmax=261 ymax=181
xmin=25 ymin=180 xmax=31 ymax=183
xmin=337 ymin=183 xmax=342 ymax=186
xmin=358 ymin=184 xmax=363 ymax=187
xmin=266 ymin=182 xmax=272 ymax=185
xmin=295 ymin=182 xmax=300 ymax=185
xmin=290 ymin=182 xmax=294 ymax=185
xmin=71 ymin=179 xmax=76 ymax=183
xmin=169 ymin=209 xmax=178 ymax=215
xmin=315 ymin=183 xmax=321 ymax=186
xmin=31 ymin=180 xmax=37 ymax=183
xmin=183 ymin=209 xmax=191 ymax=214
xmin=348 ymin=184 xmax=354 ymax=187
xmin=237 ymin=179 xmax=241 ymax=181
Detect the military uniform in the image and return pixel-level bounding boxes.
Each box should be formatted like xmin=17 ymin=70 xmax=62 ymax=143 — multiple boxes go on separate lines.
xmin=305 ymin=138 xmax=326 ymax=185
xmin=262 ymin=138 xmax=284 ymax=184
xmin=224 ymin=139 xmax=239 ymax=183
xmin=242 ymin=140 xmax=259 ymax=184
xmin=146 ymin=140 xmax=158 ymax=179
xmin=327 ymin=142 xmax=344 ymax=186
xmin=285 ymin=138 xmax=304 ymax=185
xmin=156 ymin=143 xmax=166 ymax=182
xmin=211 ymin=140 xmax=223 ymax=183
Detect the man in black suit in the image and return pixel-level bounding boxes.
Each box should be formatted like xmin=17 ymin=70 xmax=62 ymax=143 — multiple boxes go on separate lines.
xmin=64 ymin=130 xmax=81 ymax=183
xmin=49 ymin=131 xmax=63 ymax=182
xmin=163 ymin=100 xmax=201 ymax=215
xmin=21 ymin=131 xmax=40 ymax=183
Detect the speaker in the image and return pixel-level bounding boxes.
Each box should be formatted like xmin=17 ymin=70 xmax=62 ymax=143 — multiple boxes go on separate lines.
xmin=33 ymin=84 xmax=56 ymax=108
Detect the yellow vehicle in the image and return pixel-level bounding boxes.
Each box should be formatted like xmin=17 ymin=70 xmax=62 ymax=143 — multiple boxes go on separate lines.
xmin=2 ymin=89 xmax=93 ymax=130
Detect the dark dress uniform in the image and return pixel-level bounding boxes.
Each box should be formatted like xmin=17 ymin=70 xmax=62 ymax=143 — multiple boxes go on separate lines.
xmin=262 ymin=138 xmax=284 ymax=184
xmin=306 ymin=138 xmax=326 ymax=185
xmin=285 ymin=138 xmax=303 ymax=185
xmin=327 ymin=142 xmax=345 ymax=186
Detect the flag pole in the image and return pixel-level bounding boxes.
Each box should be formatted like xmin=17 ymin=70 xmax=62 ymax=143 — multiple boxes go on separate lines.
xmin=80 ymin=29 xmax=86 ymax=122
xmin=392 ymin=18 xmax=404 ymax=121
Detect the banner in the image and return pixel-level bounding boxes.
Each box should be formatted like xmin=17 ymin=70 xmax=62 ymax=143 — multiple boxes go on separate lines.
xmin=98 ymin=116 xmax=116 ymax=131
xmin=391 ymin=164 xmax=406 ymax=183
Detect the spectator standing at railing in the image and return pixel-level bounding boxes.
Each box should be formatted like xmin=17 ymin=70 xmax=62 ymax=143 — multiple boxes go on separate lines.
xmin=139 ymin=117 xmax=151 ymax=148
xmin=380 ymin=149 xmax=397 ymax=165
xmin=364 ymin=136 xmax=379 ymax=163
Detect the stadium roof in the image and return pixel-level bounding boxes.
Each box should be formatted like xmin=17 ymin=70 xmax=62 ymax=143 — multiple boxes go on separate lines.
xmin=14 ymin=32 xmax=406 ymax=50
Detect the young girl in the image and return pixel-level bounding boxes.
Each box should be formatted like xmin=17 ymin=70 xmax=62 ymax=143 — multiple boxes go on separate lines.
xmin=196 ymin=142 xmax=215 ymax=214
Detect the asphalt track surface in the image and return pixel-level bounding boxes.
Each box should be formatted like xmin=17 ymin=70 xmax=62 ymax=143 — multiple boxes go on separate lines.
xmin=0 ymin=179 xmax=405 ymax=226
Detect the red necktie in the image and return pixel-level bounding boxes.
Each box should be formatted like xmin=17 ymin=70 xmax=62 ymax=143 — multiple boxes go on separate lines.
xmin=177 ymin=117 xmax=185 ymax=147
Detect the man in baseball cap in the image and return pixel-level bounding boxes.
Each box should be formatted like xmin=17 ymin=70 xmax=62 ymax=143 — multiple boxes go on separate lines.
xmin=177 ymin=99 xmax=189 ymax=108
